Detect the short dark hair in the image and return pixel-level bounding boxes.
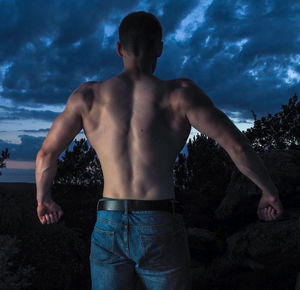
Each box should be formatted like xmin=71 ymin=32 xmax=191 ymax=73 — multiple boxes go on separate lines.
xmin=118 ymin=11 xmax=162 ymax=57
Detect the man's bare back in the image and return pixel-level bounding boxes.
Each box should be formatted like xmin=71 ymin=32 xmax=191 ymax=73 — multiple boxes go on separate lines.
xmin=36 ymin=11 xmax=283 ymax=225
xmin=78 ymin=74 xmax=191 ymax=200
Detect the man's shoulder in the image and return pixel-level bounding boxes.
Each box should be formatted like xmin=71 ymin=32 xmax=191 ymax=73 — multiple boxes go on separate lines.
xmin=167 ymin=77 xmax=201 ymax=98
xmin=66 ymin=81 xmax=101 ymax=113
xmin=71 ymin=81 xmax=100 ymax=95
xmin=166 ymin=78 xmax=199 ymax=95
xmin=167 ymin=78 xmax=211 ymax=112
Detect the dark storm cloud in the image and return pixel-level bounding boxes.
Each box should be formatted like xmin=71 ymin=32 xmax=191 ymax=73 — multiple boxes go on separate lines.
xmin=0 ymin=134 xmax=79 ymax=161
xmin=0 ymin=0 xmax=299 ymax=122
xmin=0 ymin=0 xmax=205 ymax=105
xmin=0 ymin=0 xmax=142 ymax=62
xmin=149 ymin=0 xmax=199 ymax=35
xmin=0 ymin=0 xmax=142 ymax=104
xmin=0 ymin=135 xmax=44 ymax=161
xmin=179 ymin=0 xmax=300 ymax=119
xmin=0 ymin=105 xmax=59 ymax=121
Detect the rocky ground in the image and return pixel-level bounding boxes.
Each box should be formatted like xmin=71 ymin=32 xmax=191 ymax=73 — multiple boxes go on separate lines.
xmin=179 ymin=149 xmax=300 ymax=290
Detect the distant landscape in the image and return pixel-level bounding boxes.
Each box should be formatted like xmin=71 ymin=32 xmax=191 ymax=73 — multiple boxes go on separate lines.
xmin=0 ymin=169 xmax=35 ymax=183
xmin=0 ymin=143 xmax=189 ymax=183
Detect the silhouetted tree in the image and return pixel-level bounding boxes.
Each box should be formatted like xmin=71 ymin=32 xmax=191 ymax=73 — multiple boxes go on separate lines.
xmin=185 ymin=134 xmax=234 ymax=195
xmin=53 ymin=139 xmax=103 ymax=186
xmin=244 ymin=94 xmax=300 ymax=152
xmin=174 ymin=133 xmax=234 ymax=198
xmin=173 ymin=94 xmax=300 ymax=197
xmin=0 ymin=148 xmax=9 ymax=176
xmin=173 ymin=152 xmax=189 ymax=191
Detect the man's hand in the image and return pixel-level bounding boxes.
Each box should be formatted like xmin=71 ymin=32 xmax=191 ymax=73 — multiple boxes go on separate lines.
xmin=37 ymin=200 xmax=64 ymax=225
xmin=257 ymin=194 xmax=284 ymax=221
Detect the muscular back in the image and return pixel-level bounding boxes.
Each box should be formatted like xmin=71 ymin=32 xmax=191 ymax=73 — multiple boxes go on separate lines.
xmin=79 ymin=74 xmax=191 ymax=200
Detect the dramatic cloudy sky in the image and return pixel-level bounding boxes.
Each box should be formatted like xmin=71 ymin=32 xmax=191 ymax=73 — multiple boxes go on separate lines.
xmin=0 ymin=0 xmax=299 ymax=182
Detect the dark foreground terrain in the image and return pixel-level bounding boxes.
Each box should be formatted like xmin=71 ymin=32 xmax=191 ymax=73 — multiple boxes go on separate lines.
xmin=1 ymin=149 xmax=300 ymax=290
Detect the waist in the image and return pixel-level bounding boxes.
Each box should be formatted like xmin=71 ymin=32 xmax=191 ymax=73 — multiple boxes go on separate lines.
xmin=97 ymin=197 xmax=183 ymax=214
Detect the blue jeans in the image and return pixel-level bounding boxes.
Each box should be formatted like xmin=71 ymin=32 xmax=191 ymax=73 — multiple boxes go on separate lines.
xmin=89 ymin=198 xmax=192 ymax=290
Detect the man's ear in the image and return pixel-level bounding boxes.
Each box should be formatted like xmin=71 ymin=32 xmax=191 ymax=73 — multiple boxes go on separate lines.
xmin=116 ymin=41 xmax=123 ymax=57
xmin=156 ymin=41 xmax=163 ymax=58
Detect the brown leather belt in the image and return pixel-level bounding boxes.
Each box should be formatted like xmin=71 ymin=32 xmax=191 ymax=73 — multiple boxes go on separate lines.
xmin=97 ymin=198 xmax=183 ymax=214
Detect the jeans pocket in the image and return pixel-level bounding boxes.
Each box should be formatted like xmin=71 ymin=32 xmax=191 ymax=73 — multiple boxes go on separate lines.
xmin=90 ymin=226 xmax=116 ymax=264
xmin=139 ymin=226 xmax=189 ymax=270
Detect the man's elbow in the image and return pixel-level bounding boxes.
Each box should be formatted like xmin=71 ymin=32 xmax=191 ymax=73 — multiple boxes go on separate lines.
xmin=36 ymin=149 xmax=58 ymax=161
xmin=220 ymin=138 xmax=250 ymax=158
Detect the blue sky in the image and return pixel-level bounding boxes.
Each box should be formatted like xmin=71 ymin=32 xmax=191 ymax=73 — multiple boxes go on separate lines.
xmin=0 ymin=0 xmax=299 ymax=182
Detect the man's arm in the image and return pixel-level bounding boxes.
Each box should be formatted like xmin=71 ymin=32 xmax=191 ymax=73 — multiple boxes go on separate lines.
xmin=35 ymin=88 xmax=84 ymax=204
xmin=182 ymin=79 xmax=279 ymax=198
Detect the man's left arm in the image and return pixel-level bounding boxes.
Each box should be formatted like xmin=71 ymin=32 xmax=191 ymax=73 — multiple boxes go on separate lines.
xmin=35 ymin=89 xmax=84 ymax=223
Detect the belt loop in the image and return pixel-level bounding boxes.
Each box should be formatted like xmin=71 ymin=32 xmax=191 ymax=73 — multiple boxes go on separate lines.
xmin=96 ymin=198 xmax=101 ymax=215
xmin=124 ymin=200 xmax=128 ymax=215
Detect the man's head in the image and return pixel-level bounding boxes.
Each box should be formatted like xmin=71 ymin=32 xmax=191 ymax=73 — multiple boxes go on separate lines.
xmin=117 ymin=11 xmax=163 ymax=60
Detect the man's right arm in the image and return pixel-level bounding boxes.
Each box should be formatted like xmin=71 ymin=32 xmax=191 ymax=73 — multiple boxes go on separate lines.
xmin=181 ymin=79 xmax=283 ymax=220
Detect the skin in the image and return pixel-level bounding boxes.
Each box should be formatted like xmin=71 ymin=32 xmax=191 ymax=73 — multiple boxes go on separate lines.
xmin=36 ymin=39 xmax=284 ymax=225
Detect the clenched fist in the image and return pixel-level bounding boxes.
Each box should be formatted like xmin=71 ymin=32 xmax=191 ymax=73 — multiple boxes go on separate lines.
xmin=257 ymin=194 xmax=284 ymax=221
xmin=37 ymin=200 xmax=64 ymax=225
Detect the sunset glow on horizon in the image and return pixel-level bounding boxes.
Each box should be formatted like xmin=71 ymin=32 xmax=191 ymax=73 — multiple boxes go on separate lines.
xmin=6 ymin=160 xmax=36 ymax=170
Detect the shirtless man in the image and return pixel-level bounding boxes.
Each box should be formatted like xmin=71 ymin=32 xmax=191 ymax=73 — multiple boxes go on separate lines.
xmin=35 ymin=11 xmax=283 ymax=290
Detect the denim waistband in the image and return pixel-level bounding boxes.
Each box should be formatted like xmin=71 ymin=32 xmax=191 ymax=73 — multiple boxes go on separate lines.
xmin=96 ymin=197 xmax=177 ymax=215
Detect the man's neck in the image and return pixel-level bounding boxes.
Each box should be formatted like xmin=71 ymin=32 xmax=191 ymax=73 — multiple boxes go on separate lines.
xmin=122 ymin=55 xmax=156 ymax=76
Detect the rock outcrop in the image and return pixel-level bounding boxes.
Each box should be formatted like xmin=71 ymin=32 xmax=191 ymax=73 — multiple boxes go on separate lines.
xmin=181 ymin=149 xmax=300 ymax=290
